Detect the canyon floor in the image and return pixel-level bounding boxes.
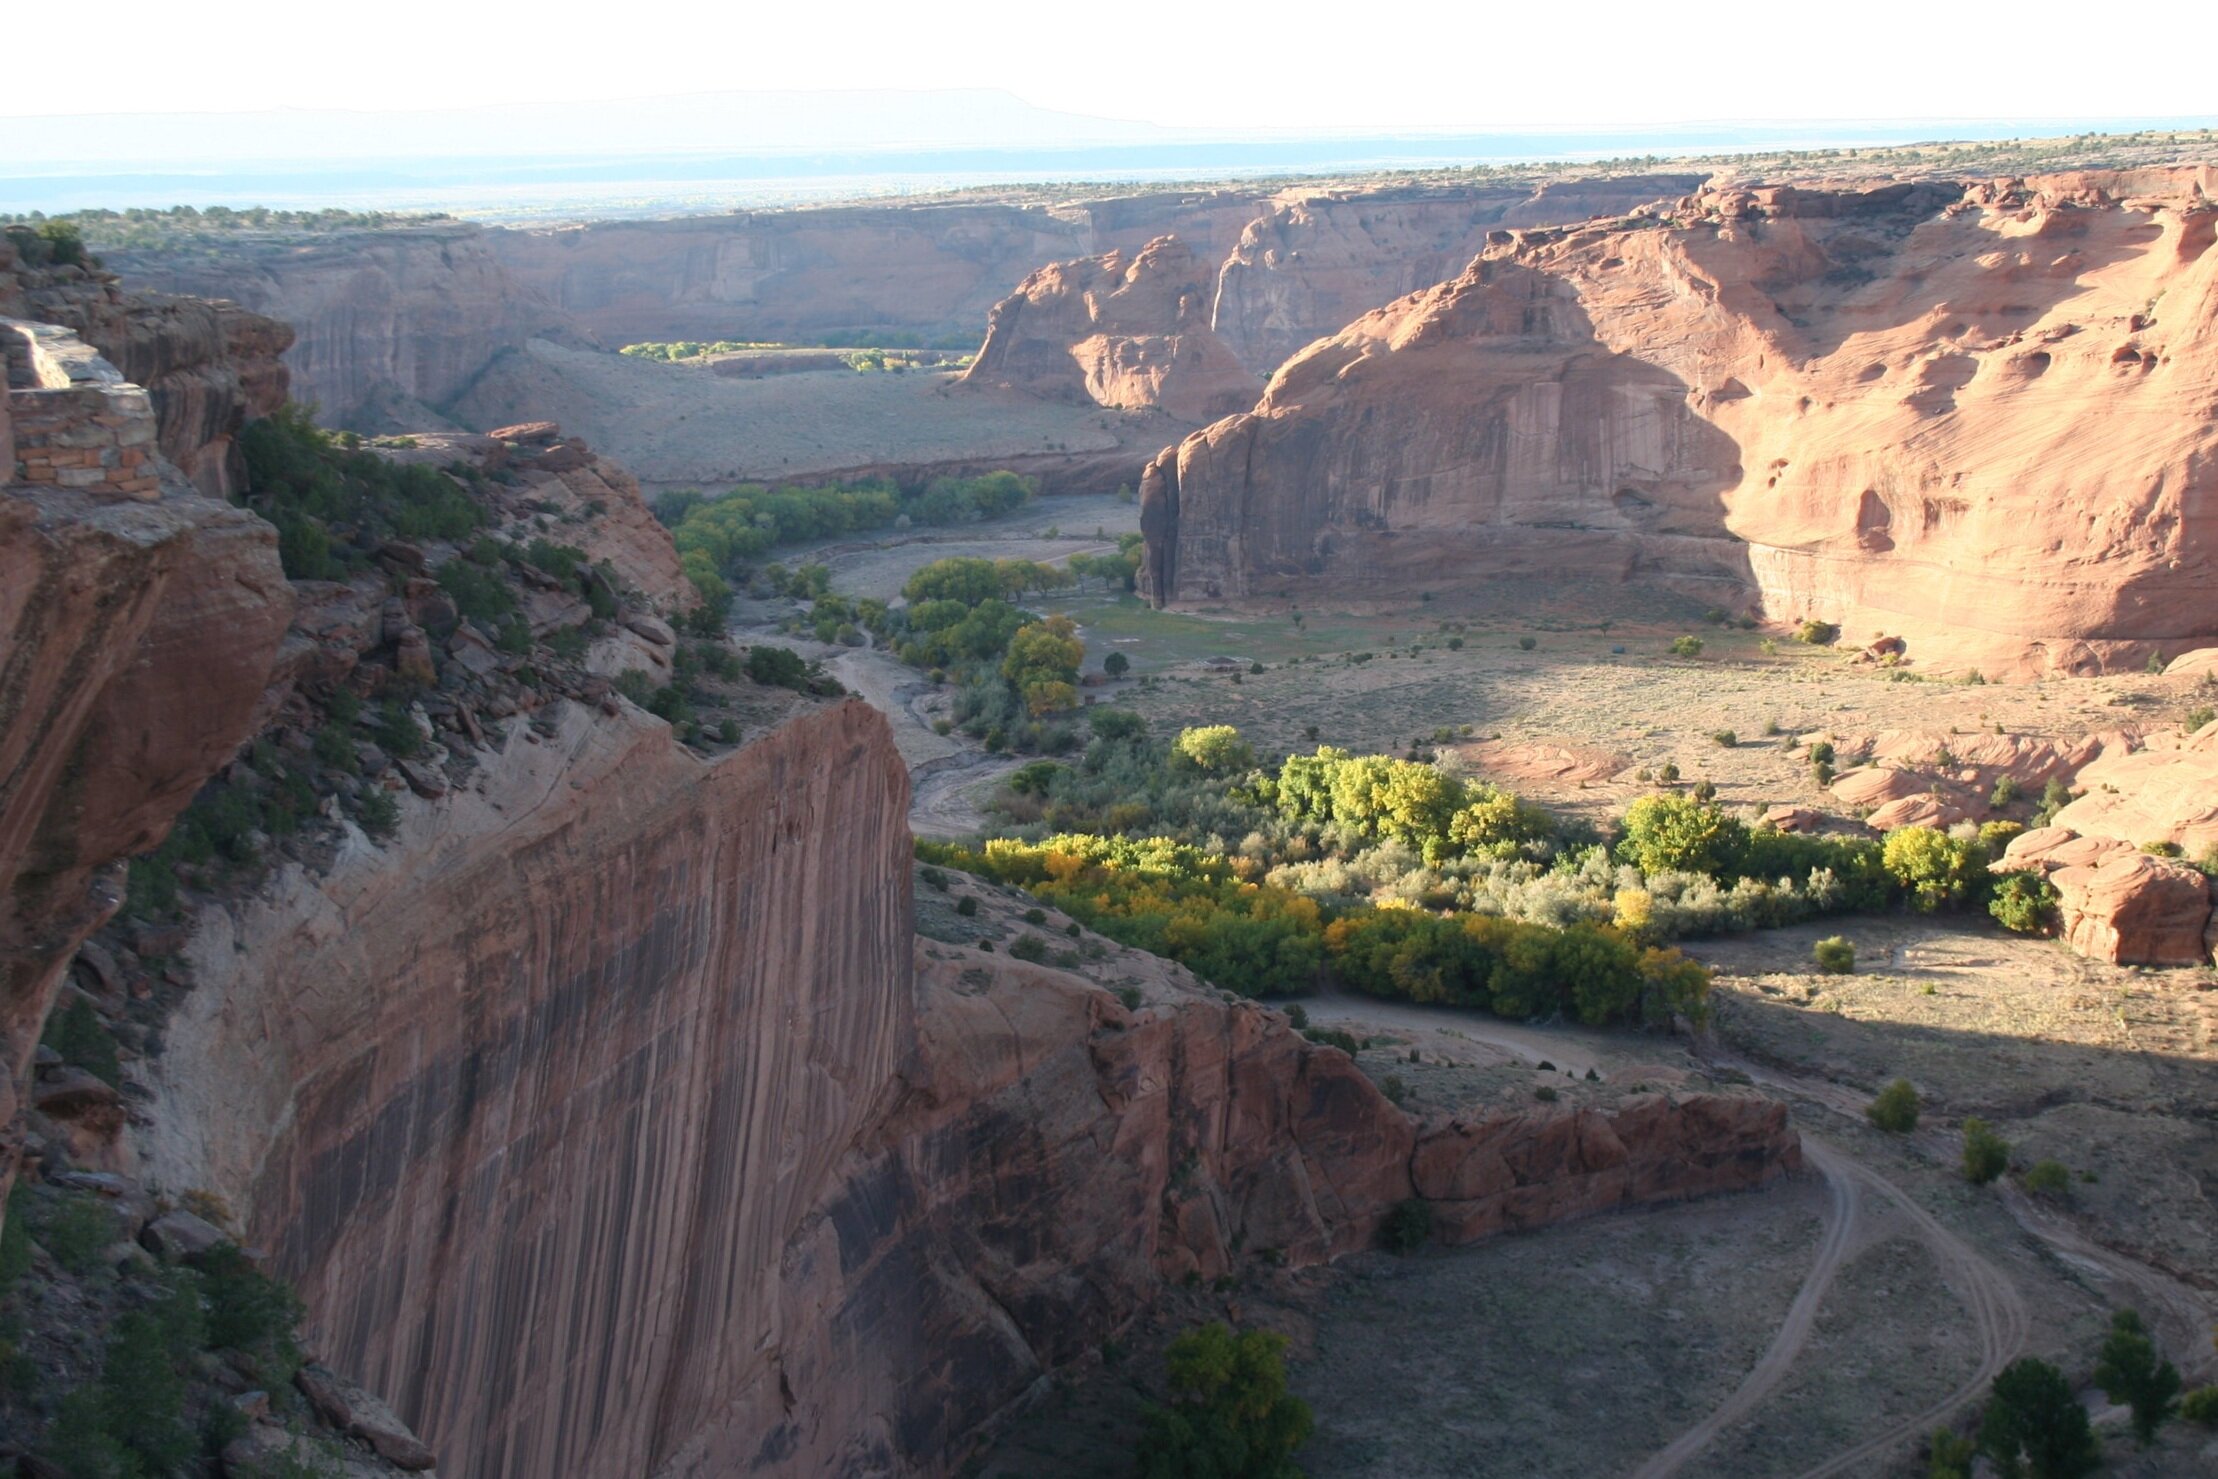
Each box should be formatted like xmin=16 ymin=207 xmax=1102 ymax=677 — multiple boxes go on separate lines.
xmin=745 ymin=490 xmax=2218 ymax=1477
xmin=451 ymin=343 xmax=1183 ymax=489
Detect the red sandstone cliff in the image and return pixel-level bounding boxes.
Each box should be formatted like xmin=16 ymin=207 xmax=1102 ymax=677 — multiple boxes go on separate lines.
xmin=1 ymin=353 xmax=293 ymax=1214
xmin=959 ymin=236 xmax=1260 ymax=422
xmin=1211 ymin=174 xmax=1707 ymax=371
xmin=1144 ymin=169 xmax=2218 ymax=674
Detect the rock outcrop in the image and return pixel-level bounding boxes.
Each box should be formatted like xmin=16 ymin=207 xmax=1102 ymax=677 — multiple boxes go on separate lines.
xmin=1 ymin=329 xmax=292 ymax=1211
xmin=1211 ymin=174 xmax=1708 ymax=371
xmin=732 ymin=947 xmax=1798 ymax=1476
xmin=959 ymin=236 xmax=1260 ymax=422
xmin=2 ymin=236 xmax=292 ymax=496
xmin=1143 ymin=169 xmax=2218 ymax=675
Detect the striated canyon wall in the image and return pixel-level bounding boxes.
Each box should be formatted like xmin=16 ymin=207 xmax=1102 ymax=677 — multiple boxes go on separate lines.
xmin=1144 ymin=168 xmax=2218 ymax=674
xmin=101 ymin=177 xmax=1703 ymax=433
xmin=103 ymin=223 xmax=581 ymax=432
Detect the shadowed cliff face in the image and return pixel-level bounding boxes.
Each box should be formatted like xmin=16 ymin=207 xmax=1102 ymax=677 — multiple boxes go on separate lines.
xmin=0 ymin=487 xmax=291 ymax=1212
xmin=1145 ymin=256 xmax=1752 ymax=605
xmin=718 ymin=950 xmax=1798 ymax=1477
xmin=140 ymin=698 xmax=913 ymax=1479
xmin=1148 ymin=169 xmax=2218 ymax=674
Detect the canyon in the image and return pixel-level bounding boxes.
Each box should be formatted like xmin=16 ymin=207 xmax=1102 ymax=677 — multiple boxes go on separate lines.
xmin=1 ymin=253 xmax=1803 ymax=1478
xmin=1140 ymin=168 xmax=2218 ymax=675
xmin=100 ymin=175 xmax=1705 ymax=435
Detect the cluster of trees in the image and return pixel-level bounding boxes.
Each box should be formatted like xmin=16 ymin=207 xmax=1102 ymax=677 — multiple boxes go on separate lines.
xmin=618 ymin=339 xmax=792 ymax=361
xmin=660 ymin=473 xmax=1033 ymax=612
xmin=1262 ymin=746 xmax=1558 ymax=864
xmin=919 ymin=833 xmax=1325 ymax=998
xmin=7 ymin=205 xmax=444 ymax=250
xmin=240 ymin=404 xmax=487 ymax=580
xmin=1325 ymin=908 xmax=1711 ymax=1027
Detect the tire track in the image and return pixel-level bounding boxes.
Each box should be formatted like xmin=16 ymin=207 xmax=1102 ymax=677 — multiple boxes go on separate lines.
xmin=1627 ymin=1140 xmax=1861 ymax=1479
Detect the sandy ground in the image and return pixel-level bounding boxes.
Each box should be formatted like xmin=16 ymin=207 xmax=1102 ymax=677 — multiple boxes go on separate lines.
xmin=449 ymin=339 xmax=1182 ymax=487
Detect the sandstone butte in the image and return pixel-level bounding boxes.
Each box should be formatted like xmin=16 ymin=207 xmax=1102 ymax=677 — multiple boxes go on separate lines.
xmin=958 ymin=235 xmax=1261 ymax=423
xmin=2 ymin=255 xmax=1802 ymax=1478
xmin=1140 ymin=168 xmax=2218 ymax=677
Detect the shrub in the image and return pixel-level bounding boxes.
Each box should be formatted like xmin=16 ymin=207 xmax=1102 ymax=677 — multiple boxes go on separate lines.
xmin=1927 ymin=1427 xmax=1976 ymax=1479
xmin=1379 ymin=1199 xmax=1433 ymax=1253
xmin=1103 ymin=651 xmax=1130 ymax=678
xmin=35 ymin=1191 xmax=117 ymax=1275
xmin=2020 ymin=1159 xmax=2070 ymax=1197
xmin=1518 ymin=635 xmax=1538 ymax=651
xmin=1134 ymin=1324 xmax=1312 ymax=1479
xmin=955 ymin=895 xmax=979 ymax=917
xmin=1711 ymin=730 xmax=1737 ymax=748
xmin=1668 ymin=635 xmax=1705 ymax=658
xmin=1008 ymin=934 xmax=1050 ymax=963
xmin=2095 ymin=1308 xmax=2182 ymax=1445
xmin=2187 ymin=704 xmax=2216 ymax=733
xmin=1813 ymin=936 xmax=1855 ymax=974
xmin=1978 ymin=1357 xmax=2099 ymax=1479
xmin=43 ymin=997 xmax=122 ymax=1087
xmin=1867 ymin=1078 xmax=1919 ymax=1133
xmin=199 ymin=1243 xmax=305 ymax=1385
xmin=1961 ymin=1118 xmax=2009 ymax=1185
xmin=2181 ymin=1385 xmax=2218 ymax=1426
xmin=356 ymin=788 xmax=399 ymax=839
xmin=1795 ymin=619 xmax=1839 ymax=645
xmin=1989 ymin=872 xmax=2059 ymax=934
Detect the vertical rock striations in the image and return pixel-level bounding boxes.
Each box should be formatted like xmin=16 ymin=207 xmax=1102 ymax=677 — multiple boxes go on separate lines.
xmin=139 ymin=698 xmax=914 ymax=1479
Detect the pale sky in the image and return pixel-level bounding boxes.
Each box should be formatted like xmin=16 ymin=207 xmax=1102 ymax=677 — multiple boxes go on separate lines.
xmin=10 ymin=0 xmax=2216 ymax=133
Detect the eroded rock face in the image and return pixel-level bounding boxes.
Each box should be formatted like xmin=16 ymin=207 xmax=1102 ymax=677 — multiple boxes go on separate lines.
xmin=2049 ymin=851 xmax=2214 ymax=965
xmin=0 ymin=485 xmax=291 ymax=1207
xmin=140 ymin=699 xmax=913 ymax=1479
xmin=959 ymin=236 xmax=1260 ymax=422
xmin=1145 ymin=169 xmax=2218 ymax=674
xmin=1211 ymin=174 xmax=1707 ymax=371
xmin=1 ymin=238 xmax=293 ymax=496
xmin=722 ymin=950 xmax=1798 ymax=1477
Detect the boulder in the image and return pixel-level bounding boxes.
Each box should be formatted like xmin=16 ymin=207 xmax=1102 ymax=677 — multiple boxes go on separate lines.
xmin=140 ymin=1208 xmax=231 ymax=1261
xmin=2050 ymin=852 xmax=2215 ymax=965
xmin=32 ymin=1067 xmax=120 ymax=1117
xmin=1760 ymin=805 xmax=1825 ymax=834
xmin=2163 ymin=647 xmax=2218 ymax=679
xmin=296 ymin=1365 xmax=439 ymax=1470
xmin=2001 ymin=827 xmax=2135 ymax=872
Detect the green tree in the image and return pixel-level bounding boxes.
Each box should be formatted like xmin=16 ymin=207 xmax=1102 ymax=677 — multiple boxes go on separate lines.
xmin=1617 ymin=792 xmax=1748 ymax=877
xmin=2094 ymin=1308 xmax=2181 ymax=1444
xmin=1104 ymin=651 xmax=1131 ymax=678
xmin=1927 ymin=1427 xmax=1976 ymax=1479
xmin=1175 ymin=725 xmax=1256 ymax=776
xmin=1978 ymin=1357 xmax=2099 ymax=1479
xmin=1134 ymin=1323 xmax=1313 ymax=1479
xmin=1002 ymin=615 xmax=1084 ymax=715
